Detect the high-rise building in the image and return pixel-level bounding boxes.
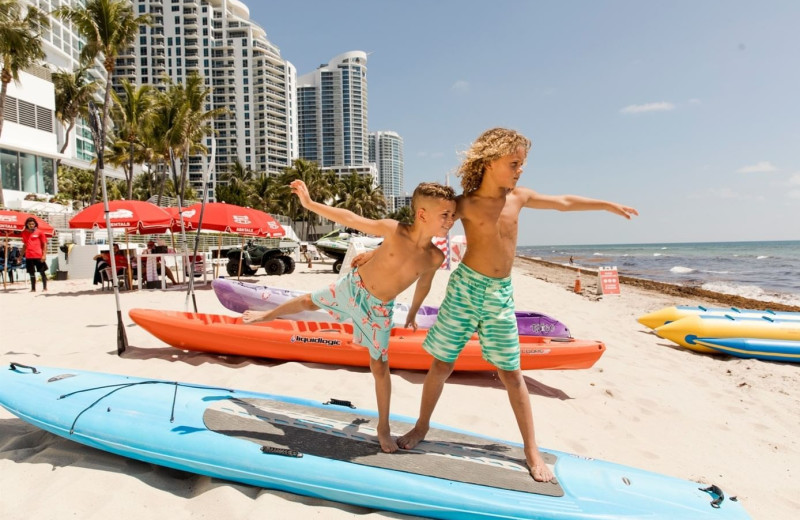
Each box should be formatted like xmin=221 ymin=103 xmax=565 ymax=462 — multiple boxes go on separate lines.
xmin=114 ymin=0 xmax=297 ymax=198
xmin=369 ymin=131 xmax=404 ymax=202
xmin=297 ymin=51 xmax=375 ymax=182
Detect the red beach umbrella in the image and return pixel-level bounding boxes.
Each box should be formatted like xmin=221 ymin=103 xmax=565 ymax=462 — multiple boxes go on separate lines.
xmin=0 ymin=209 xmax=55 ymax=237
xmin=69 ymin=200 xmax=172 ymax=234
xmin=173 ymin=202 xmax=285 ymax=237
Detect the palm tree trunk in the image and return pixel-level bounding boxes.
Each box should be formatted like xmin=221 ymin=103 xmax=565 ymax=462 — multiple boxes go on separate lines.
xmin=92 ymin=67 xmax=114 ymax=204
xmin=0 ymin=76 xmax=8 ymax=208
xmin=55 ymin=120 xmax=76 ymax=183
xmin=0 ymin=72 xmax=8 ymax=138
xmin=156 ymin=158 xmax=166 ymax=206
xmin=127 ymin=139 xmax=135 ymax=199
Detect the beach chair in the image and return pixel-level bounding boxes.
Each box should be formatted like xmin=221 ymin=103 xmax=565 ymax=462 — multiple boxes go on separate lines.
xmin=100 ymin=267 xmax=127 ymax=291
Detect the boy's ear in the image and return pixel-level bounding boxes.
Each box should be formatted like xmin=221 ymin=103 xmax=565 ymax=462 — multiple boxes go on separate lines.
xmin=416 ymin=208 xmax=426 ymax=222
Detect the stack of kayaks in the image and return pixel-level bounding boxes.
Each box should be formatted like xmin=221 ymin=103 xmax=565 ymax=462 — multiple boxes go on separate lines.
xmin=638 ymin=305 xmax=800 ymax=362
xmin=212 ymin=278 xmax=572 ymax=338
xmin=129 ymin=309 xmax=604 ymax=371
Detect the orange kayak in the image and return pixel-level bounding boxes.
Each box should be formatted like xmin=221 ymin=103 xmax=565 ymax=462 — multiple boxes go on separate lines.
xmin=129 ymin=309 xmax=605 ymax=371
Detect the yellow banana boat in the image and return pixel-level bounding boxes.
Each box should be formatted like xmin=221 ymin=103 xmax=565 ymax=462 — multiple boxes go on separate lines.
xmin=654 ymin=314 xmax=800 ymax=353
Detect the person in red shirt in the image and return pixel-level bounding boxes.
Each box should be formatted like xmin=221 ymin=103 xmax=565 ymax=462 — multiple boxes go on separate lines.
xmin=20 ymin=217 xmax=48 ymax=292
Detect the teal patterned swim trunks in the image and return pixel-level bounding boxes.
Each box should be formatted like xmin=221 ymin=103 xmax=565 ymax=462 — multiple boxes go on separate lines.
xmin=422 ymin=263 xmax=520 ymax=371
xmin=310 ymin=267 xmax=394 ymax=361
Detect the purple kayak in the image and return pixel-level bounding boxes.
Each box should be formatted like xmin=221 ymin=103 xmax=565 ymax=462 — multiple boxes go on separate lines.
xmin=211 ymin=278 xmax=571 ymax=338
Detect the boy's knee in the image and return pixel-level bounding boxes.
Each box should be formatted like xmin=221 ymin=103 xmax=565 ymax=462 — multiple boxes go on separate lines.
xmin=301 ymin=293 xmax=316 ymax=309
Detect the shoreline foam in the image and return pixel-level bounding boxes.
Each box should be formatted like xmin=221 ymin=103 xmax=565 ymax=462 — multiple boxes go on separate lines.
xmin=518 ymin=255 xmax=800 ymax=312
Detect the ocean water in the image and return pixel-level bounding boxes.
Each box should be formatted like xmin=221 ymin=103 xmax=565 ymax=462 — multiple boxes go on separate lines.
xmin=517 ymin=240 xmax=800 ymax=307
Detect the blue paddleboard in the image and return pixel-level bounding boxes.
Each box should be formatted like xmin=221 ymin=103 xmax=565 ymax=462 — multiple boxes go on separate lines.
xmin=0 ymin=363 xmax=751 ymax=519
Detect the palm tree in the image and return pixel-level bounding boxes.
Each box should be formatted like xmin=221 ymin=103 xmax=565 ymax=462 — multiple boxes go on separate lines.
xmin=279 ymin=159 xmax=334 ymax=239
xmin=0 ymin=0 xmax=49 ymax=207
xmin=216 ymin=159 xmax=253 ymax=206
xmin=54 ymin=0 xmax=150 ymax=204
xmin=148 ymin=79 xmax=188 ymax=206
xmin=53 ymin=66 xmax=98 ymax=172
xmin=388 ymin=205 xmax=414 ymax=225
xmin=111 ymin=79 xmax=154 ymax=199
xmin=335 ymin=171 xmax=388 ymax=218
xmin=175 ymin=73 xmax=224 ymax=201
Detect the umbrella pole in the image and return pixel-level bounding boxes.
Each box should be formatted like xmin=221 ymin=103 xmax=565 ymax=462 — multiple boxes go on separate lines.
xmin=215 ymin=232 xmax=222 ymax=278
xmin=126 ymin=231 xmax=133 ymax=289
xmin=169 ymin=231 xmax=180 ymax=284
xmin=2 ymin=235 xmax=8 ymax=291
xmin=237 ymin=235 xmax=245 ymax=280
xmin=90 ymin=101 xmax=128 ymax=355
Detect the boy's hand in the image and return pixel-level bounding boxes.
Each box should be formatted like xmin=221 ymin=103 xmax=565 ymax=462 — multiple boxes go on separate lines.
xmin=611 ymin=204 xmax=639 ymax=220
xmin=351 ymin=249 xmax=375 ymax=268
xmin=290 ymin=180 xmax=313 ymax=208
xmin=404 ymin=317 xmax=419 ymax=331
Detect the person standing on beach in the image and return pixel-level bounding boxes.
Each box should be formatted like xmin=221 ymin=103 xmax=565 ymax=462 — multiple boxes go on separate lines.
xmin=20 ymin=217 xmax=48 ymax=292
xmin=396 ymin=127 xmax=638 ymax=482
xmin=242 ymin=179 xmax=457 ymax=453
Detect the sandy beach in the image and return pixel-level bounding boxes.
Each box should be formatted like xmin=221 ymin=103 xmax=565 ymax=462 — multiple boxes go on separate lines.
xmin=1 ymin=257 xmax=797 ymax=519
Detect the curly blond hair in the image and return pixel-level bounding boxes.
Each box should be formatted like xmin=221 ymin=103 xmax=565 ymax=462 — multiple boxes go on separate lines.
xmin=411 ymin=182 xmax=456 ymax=213
xmin=457 ymin=128 xmax=531 ymax=194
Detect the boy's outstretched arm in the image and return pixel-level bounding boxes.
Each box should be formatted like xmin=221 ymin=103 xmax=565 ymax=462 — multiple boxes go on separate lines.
xmin=291 ymin=180 xmax=396 ymax=236
xmin=520 ymin=187 xmax=638 ymax=219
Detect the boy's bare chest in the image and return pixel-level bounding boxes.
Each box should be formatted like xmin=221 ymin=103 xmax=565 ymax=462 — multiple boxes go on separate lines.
xmin=462 ymin=199 xmax=520 ymax=237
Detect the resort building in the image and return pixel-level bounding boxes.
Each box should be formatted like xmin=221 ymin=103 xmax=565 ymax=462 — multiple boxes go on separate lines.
xmin=297 ymin=51 xmax=376 ymax=184
xmin=0 ymin=67 xmax=58 ymax=204
xmin=1 ymin=1 xmax=107 ymax=207
xmin=114 ymin=0 xmax=297 ymax=198
xmin=369 ymin=130 xmax=404 ymax=210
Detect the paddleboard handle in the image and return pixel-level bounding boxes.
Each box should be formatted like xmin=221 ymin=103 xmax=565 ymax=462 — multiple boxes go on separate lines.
xmin=324 ymin=398 xmax=356 ymax=409
xmin=699 ymin=484 xmax=725 ymax=508
xmin=261 ymin=446 xmax=303 ymax=458
xmin=9 ymin=362 xmax=39 ymax=374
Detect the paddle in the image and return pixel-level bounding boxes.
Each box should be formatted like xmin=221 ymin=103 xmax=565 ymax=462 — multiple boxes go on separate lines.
xmin=88 ymin=101 xmax=128 ymax=355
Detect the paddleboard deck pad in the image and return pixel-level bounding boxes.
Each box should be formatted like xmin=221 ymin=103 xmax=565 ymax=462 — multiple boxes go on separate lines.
xmin=205 ymin=397 xmax=561 ymax=496
xmin=0 ymin=363 xmax=751 ymax=520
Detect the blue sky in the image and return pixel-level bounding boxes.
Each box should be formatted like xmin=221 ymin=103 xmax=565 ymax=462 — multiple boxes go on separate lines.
xmin=248 ymin=1 xmax=800 ymax=246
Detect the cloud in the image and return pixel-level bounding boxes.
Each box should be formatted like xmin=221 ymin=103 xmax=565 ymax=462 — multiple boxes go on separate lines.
xmin=620 ymin=102 xmax=675 ymax=114
xmin=736 ymin=161 xmax=778 ymax=173
xmin=451 ymin=80 xmax=469 ymax=92
xmin=788 ymin=173 xmax=800 ymax=185
xmin=709 ymin=187 xmax=750 ymax=200
xmin=788 ymin=190 xmax=800 ymax=200
xmin=688 ymin=98 xmax=701 ymax=105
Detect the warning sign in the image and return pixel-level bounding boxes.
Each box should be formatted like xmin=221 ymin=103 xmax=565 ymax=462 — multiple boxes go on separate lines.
xmin=597 ymin=266 xmax=621 ymax=296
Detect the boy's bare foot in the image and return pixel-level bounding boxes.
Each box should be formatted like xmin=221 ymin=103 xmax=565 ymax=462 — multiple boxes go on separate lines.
xmin=377 ymin=426 xmax=398 ymax=453
xmin=397 ymin=424 xmax=428 ymax=450
xmin=527 ymin=451 xmax=555 ymax=482
xmin=242 ymin=310 xmax=271 ymax=324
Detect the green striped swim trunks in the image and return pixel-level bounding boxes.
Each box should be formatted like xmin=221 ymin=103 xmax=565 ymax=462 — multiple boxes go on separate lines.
xmin=422 ymin=263 xmax=520 ymax=371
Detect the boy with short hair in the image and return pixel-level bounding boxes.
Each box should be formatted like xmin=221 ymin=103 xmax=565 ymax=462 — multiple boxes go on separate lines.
xmin=397 ymin=128 xmax=638 ymax=482
xmin=243 ymin=179 xmax=457 ymax=452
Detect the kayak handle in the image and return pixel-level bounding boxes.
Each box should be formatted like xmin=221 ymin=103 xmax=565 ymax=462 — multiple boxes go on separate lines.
xmin=699 ymin=484 xmax=725 ymax=508
xmin=9 ymin=362 xmax=39 ymax=374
